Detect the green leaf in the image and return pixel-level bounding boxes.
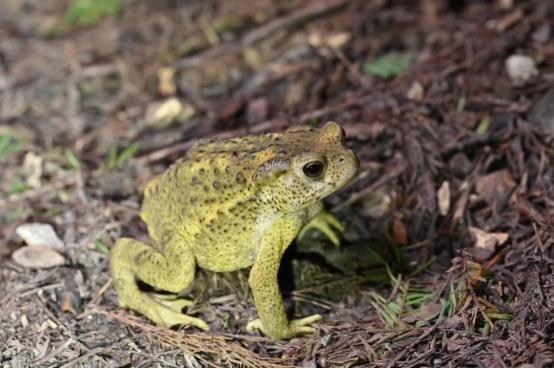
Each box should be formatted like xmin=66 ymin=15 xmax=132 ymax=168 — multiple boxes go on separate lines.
xmin=363 ymin=52 xmax=411 ymax=79
xmin=441 ymin=284 xmax=458 ymax=317
xmin=106 ymin=145 xmax=118 ymax=170
xmin=65 ymin=149 xmax=81 ymax=171
xmin=65 ymin=0 xmax=121 ymax=27
xmin=9 ymin=177 xmax=28 ymax=194
xmin=0 ymin=132 xmax=23 ymax=162
xmin=485 ymin=312 xmax=512 ymax=320
xmin=475 ymin=115 xmax=490 ymax=135
xmin=4 ymin=207 xmax=26 ymax=224
xmin=456 ymin=95 xmax=466 ymax=112
xmin=94 ymin=239 xmax=110 ymax=255
xmin=115 ymin=143 xmax=140 ymax=168
xmin=103 ymin=143 xmax=140 ymax=170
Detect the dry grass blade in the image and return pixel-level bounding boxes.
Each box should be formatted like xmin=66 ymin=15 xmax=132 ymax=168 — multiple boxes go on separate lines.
xmin=104 ymin=311 xmax=290 ymax=368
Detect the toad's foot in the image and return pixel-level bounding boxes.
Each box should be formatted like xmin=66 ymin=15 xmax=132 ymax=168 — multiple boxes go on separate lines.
xmin=152 ymin=303 xmax=209 ymax=330
xmin=246 ymin=314 xmax=322 ymax=339
xmin=118 ymin=292 xmax=208 ymax=330
xmin=299 ymin=210 xmax=344 ymax=246
xmin=150 ymin=293 xmax=194 ymax=313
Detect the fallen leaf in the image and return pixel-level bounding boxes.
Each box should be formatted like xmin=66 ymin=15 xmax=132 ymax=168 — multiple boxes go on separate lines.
xmin=453 ymin=184 xmax=469 ymax=224
xmin=469 ymin=226 xmax=509 ymax=261
xmin=12 ymin=245 xmax=65 ymax=269
xmin=16 ymin=223 xmax=64 ymax=251
xmin=393 ymin=216 xmax=408 ymax=246
xmin=61 ymin=292 xmax=79 ymax=314
xmin=475 ymin=170 xmax=516 ymax=206
xmin=404 ymin=302 xmax=442 ymax=323
xmin=466 ymin=260 xmax=487 ymax=284
xmin=437 ymin=181 xmax=451 ymax=216
xmin=364 ymin=52 xmax=411 ymax=79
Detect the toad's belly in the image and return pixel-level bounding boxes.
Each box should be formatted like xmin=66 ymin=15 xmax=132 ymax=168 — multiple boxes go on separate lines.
xmin=194 ymin=239 xmax=257 ymax=272
xmin=190 ymin=220 xmax=261 ymax=272
xmin=191 ymin=213 xmax=279 ymax=272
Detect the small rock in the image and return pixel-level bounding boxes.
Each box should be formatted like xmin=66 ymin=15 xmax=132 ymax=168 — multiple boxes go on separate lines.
xmin=437 ymin=181 xmax=451 ymax=216
xmin=145 ymin=98 xmax=195 ymax=128
xmin=528 ymin=86 xmax=554 ymax=137
xmin=157 ymin=67 xmax=177 ymax=96
xmin=22 ymin=152 xmax=43 ymax=189
xmin=16 ymin=223 xmax=64 ymax=251
xmin=406 ymin=81 xmax=424 ymax=101
xmin=469 ymin=226 xmax=509 ymax=261
xmin=505 ymin=55 xmax=538 ymax=84
xmin=308 ymin=31 xmax=351 ymax=49
xmin=12 ymin=245 xmax=65 ymax=269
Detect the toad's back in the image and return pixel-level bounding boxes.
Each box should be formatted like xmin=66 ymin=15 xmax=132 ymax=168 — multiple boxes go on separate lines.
xmin=139 ymin=129 xmax=327 ymax=270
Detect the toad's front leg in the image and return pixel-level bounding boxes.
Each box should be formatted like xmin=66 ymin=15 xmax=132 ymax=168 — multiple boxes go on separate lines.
xmin=246 ymin=217 xmax=321 ymax=340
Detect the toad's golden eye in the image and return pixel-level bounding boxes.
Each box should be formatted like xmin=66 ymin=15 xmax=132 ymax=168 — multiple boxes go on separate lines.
xmin=302 ymin=161 xmax=324 ymax=178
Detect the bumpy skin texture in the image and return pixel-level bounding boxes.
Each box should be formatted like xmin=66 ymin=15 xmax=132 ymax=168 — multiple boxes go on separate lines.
xmin=110 ymin=121 xmax=359 ymax=339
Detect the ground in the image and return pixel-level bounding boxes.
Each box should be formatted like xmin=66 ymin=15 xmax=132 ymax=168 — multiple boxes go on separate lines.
xmin=1 ymin=0 xmax=553 ymax=367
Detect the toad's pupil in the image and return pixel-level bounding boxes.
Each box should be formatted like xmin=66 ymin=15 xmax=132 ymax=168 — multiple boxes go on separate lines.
xmin=303 ymin=161 xmax=323 ymax=177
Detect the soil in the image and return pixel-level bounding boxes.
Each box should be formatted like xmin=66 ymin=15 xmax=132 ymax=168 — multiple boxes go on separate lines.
xmin=1 ymin=0 xmax=553 ymax=367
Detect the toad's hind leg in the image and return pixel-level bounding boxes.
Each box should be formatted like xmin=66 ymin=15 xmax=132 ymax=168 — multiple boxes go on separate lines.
xmin=110 ymin=237 xmax=208 ymax=330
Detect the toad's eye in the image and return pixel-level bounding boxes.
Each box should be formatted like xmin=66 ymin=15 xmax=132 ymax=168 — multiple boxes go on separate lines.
xmin=302 ymin=161 xmax=324 ymax=178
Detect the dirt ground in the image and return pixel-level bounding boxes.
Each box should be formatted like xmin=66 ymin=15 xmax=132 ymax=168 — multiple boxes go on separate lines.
xmin=1 ymin=0 xmax=553 ymax=367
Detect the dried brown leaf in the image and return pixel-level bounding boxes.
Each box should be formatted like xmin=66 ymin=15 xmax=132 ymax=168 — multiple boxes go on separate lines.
xmin=469 ymin=226 xmax=509 ymax=261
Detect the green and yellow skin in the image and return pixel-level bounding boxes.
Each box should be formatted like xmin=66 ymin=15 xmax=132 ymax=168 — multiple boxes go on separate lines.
xmin=109 ymin=121 xmax=359 ymax=339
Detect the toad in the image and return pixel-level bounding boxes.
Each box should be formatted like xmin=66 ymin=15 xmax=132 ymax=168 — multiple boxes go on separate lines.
xmin=110 ymin=121 xmax=359 ymax=339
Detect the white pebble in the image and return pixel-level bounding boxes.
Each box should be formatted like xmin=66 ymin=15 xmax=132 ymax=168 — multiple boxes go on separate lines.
xmin=505 ymin=54 xmax=538 ymax=84
xmin=16 ymin=223 xmax=64 ymax=251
